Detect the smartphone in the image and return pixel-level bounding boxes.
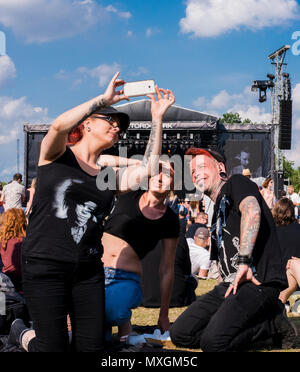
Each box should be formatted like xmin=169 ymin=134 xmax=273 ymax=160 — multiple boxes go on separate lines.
xmin=124 ymin=80 xmax=155 ymax=97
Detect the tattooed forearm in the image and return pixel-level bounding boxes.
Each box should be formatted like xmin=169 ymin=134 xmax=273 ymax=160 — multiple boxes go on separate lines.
xmin=142 ymin=120 xmax=161 ymax=167
xmin=74 ymin=97 xmax=108 ymax=128
xmin=239 ymin=196 xmax=261 ymax=257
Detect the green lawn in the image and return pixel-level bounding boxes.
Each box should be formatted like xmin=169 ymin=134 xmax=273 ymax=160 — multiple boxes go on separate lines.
xmin=123 ymin=279 xmax=300 ymax=352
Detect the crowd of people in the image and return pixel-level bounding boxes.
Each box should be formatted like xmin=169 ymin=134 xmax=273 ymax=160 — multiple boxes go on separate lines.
xmin=0 ymin=73 xmax=299 ymax=353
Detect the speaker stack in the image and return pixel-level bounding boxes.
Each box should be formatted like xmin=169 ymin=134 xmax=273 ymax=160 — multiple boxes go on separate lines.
xmin=279 ymin=99 xmax=292 ymax=150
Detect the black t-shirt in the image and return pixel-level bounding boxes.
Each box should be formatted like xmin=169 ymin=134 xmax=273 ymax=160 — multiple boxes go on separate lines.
xmin=276 ymin=223 xmax=300 ymax=265
xmin=186 ymin=222 xmax=207 ymax=239
xmin=104 ymin=190 xmax=180 ymax=260
xmin=210 ymin=175 xmax=287 ymax=289
xmin=22 ymin=147 xmax=115 ymax=263
xmin=174 ymin=218 xmax=192 ymax=277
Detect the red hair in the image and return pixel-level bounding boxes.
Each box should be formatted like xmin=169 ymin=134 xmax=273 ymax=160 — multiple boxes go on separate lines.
xmin=67 ymin=123 xmax=85 ymax=145
xmin=0 ymin=208 xmax=27 ymax=251
xmin=185 ymin=147 xmax=215 ymax=160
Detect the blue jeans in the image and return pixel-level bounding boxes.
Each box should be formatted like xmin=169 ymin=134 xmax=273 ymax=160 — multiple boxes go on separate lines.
xmin=104 ymin=267 xmax=143 ymax=339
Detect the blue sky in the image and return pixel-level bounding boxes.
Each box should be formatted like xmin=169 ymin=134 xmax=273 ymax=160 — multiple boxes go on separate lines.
xmin=0 ymin=0 xmax=300 ymax=182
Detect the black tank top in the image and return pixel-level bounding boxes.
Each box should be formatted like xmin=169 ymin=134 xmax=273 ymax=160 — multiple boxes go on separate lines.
xmin=22 ymin=147 xmax=115 ymax=263
xmin=104 ymin=190 xmax=180 ymax=260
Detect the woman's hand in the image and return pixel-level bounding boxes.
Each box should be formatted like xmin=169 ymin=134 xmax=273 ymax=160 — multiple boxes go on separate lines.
xmin=147 ymin=86 xmax=175 ymax=121
xmin=103 ymin=72 xmax=130 ymax=106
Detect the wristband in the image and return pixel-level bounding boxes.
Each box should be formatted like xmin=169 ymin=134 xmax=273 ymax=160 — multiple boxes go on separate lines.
xmin=237 ymin=255 xmax=252 ymax=265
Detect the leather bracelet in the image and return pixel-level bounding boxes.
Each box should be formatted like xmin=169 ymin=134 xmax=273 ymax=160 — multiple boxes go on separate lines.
xmin=237 ymin=255 xmax=252 ymax=265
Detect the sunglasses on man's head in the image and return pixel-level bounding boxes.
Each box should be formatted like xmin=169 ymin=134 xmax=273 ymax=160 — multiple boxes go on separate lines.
xmin=92 ymin=115 xmax=123 ymax=134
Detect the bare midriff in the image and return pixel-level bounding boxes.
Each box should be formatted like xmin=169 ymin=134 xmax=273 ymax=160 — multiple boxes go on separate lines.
xmin=101 ymin=232 xmax=143 ymax=277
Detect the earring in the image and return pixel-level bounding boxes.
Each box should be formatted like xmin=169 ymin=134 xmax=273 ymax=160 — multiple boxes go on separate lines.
xmin=219 ymin=172 xmax=227 ymax=181
xmin=86 ymin=127 xmax=91 ymax=132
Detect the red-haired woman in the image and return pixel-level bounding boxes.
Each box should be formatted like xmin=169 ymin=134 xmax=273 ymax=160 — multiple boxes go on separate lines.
xmin=8 ymin=72 xmax=175 ymax=352
xmin=0 ymin=208 xmax=27 ymax=292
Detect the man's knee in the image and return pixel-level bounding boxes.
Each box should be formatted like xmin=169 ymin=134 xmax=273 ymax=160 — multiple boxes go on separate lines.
xmin=170 ymin=319 xmax=200 ymax=349
xmin=200 ymin=329 xmax=225 ymax=352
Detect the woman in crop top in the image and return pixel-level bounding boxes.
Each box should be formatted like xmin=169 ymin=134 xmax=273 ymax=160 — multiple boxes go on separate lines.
xmin=8 ymin=72 xmax=175 ymax=352
xmin=102 ymin=161 xmax=180 ymax=343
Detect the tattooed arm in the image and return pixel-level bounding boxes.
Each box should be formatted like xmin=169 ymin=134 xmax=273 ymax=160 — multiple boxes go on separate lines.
xmin=97 ymin=155 xmax=142 ymax=168
xmin=117 ymin=87 xmax=175 ymax=192
xmin=225 ymin=195 xmax=262 ymax=297
xmin=39 ymin=72 xmax=128 ymax=165
xmin=239 ymin=195 xmax=261 ymax=258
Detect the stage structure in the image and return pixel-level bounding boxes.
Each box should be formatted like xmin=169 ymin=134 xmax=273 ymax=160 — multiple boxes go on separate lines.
xmin=23 ymin=100 xmax=273 ymax=196
xmin=251 ymin=45 xmax=292 ymax=198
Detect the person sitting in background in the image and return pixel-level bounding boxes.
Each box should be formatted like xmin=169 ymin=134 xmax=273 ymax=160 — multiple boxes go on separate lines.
xmin=0 ymin=208 xmax=27 ymax=292
xmin=272 ymin=198 xmax=300 ymax=306
xmin=187 ymin=227 xmax=211 ymax=279
xmin=287 ymin=185 xmax=300 ymax=220
xmin=186 ymin=212 xmax=208 ymax=239
xmin=25 ymin=178 xmax=37 ymax=217
xmin=284 ymin=257 xmax=300 ymax=300
xmin=260 ymin=177 xmax=276 ymax=210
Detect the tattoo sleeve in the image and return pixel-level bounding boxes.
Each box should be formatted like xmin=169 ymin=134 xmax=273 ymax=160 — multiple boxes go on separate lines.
xmin=73 ymin=97 xmax=107 ymax=129
xmin=141 ymin=119 xmax=162 ymax=172
xmin=239 ymin=196 xmax=261 ymax=257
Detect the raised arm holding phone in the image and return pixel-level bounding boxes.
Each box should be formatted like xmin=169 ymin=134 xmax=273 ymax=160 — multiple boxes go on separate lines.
xmin=8 ymin=72 xmax=175 ymax=352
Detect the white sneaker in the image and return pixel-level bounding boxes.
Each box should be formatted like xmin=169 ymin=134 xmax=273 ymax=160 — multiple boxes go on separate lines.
xmin=126 ymin=334 xmax=146 ymax=345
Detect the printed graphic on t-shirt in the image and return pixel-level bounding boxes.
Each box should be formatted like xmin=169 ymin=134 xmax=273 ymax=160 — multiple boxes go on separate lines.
xmin=211 ymin=194 xmax=240 ymax=281
xmin=52 ymin=179 xmax=100 ymax=244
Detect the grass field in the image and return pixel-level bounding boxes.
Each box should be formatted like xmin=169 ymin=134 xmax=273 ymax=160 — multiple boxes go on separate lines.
xmin=117 ymin=279 xmax=300 ymax=352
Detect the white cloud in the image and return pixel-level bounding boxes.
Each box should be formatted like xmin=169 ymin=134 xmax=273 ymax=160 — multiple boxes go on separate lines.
xmin=146 ymin=27 xmax=160 ymax=37
xmin=105 ymin=5 xmax=131 ymax=19
xmin=0 ymin=0 xmax=130 ymax=43
xmin=0 ymin=95 xmax=51 ymax=181
xmin=77 ymin=63 xmax=121 ymax=87
xmin=0 ymin=95 xmax=50 ymax=145
xmin=294 ymin=117 xmax=300 ymax=130
xmin=229 ymin=104 xmax=272 ymax=123
xmin=0 ymin=55 xmax=16 ymax=87
xmin=292 ymin=83 xmax=300 ymax=108
xmin=180 ymin=0 xmax=300 ymax=37
xmin=284 ymin=134 xmax=300 ymax=167
xmin=129 ymin=66 xmax=149 ymax=77
xmin=193 ymin=85 xmax=272 ymax=123
xmin=0 ymin=166 xmax=17 ymax=177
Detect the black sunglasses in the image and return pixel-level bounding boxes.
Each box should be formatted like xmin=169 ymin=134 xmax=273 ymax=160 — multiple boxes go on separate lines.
xmin=92 ymin=115 xmax=123 ymax=134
